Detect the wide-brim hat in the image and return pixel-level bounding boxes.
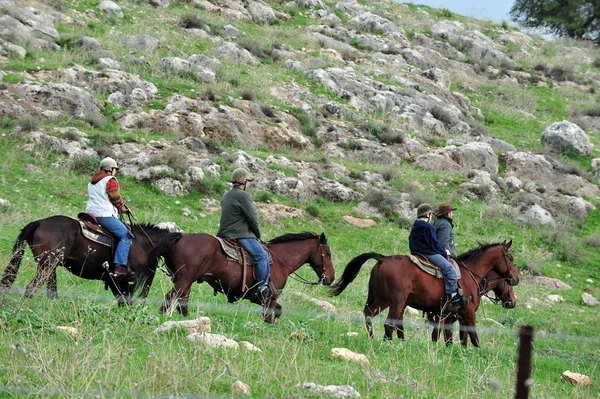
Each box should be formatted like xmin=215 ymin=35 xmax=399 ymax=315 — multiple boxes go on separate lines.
xmin=435 ymin=203 xmax=457 ymax=216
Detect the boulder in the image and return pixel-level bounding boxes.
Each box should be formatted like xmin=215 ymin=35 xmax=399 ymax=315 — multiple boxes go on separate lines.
xmin=231 ymin=381 xmax=251 ymax=395
xmin=541 ymin=121 xmax=592 ymax=156
xmin=522 ymin=204 xmax=556 ymax=227
xmin=521 ymin=276 xmax=571 ymax=290
xmin=450 ymin=142 xmax=498 ymax=174
xmin=120 ymin=34 xmax=159 ymax=51
xmin=97 ymin=1 xmax=123 ymax=18
xmin=581 ymin=293 xmax=599 ymax=306
xmin=187 ymin=332 xmax=239 ymax=348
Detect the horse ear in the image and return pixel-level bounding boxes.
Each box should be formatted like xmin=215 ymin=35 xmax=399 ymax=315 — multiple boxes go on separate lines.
xmin=320 ymin=232 xmax=326 ymax=243
xmin=505 ymin=239 xmax=512 ymax=249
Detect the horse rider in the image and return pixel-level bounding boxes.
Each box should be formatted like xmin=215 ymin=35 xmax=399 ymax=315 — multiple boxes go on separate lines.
xmin=409 ymin=203 xmax=471 ymax=310
xmin=217 ymin=168 xmax=271 ymax=302
xmin=433 ymin=202 xmax=458 ymax=258
xmin=85 ymin=157 xmax=132 ymax=277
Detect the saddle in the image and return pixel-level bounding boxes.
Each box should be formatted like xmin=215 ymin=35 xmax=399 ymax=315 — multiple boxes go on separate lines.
xmin=77 ymin=212 xmax=112 ymax=247
xmin=408 ymin=253 xmax=461 ymax=280
xmin=215 ymin=237 xmax=273 ymax=293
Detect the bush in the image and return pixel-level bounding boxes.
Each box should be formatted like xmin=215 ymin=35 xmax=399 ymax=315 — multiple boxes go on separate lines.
xmin=189 ymin=178 xmax=226 ymax=196
xmin=305 ymin=204 xmax=320 ymax=218
xmin=365 ymin=190 xmax=396 ymax=217
xmin=164 ymin=148 xmax=188 ymax=175
xmin=241 ymin=88 xmax=256 ymax=101
xmin=254 ymin=191 xmax=272 ymax=202
xmin=18 ymin=116 xmax=40 ymax=132
xmin=179 ymin=14 xmax=206 ymax=29
xmin=585 ymin=235 xmax=600 ymax=247
xmin=70 ymin=154 xmax=102 ymax=175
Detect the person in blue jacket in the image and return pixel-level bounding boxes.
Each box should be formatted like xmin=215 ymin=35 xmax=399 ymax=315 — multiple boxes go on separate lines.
xmin=409 ymin=203 xmax=471 ymax=310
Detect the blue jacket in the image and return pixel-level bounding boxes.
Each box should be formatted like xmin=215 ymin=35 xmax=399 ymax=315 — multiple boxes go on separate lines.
xmin=408 ymin=219 xmax=447 ymax=258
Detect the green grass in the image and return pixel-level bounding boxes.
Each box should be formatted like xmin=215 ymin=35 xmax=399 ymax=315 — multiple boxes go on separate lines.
xmin=1 ymin=0 xmax=600 ymax=397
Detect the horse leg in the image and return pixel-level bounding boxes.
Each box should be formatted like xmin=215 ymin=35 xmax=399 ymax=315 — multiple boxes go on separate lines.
xmin=443 ymin=317 xmax=454 ymax=346
xmin=384 ymin=304 xmax=404 ymax=341
xmin=160 ymin=282 xmax=192 ymax=317
xmin=459 ymin=312 xmax=479 ymax=348
xmin=25 ymin=249 xmax=62 ymax=298
xmin=46 ymin=267 xmax=58 ymax=299
xmin=364 ymin=303 xmax=383 ymax=339
xmin=262 ymin=300 xmax=279 ymax=324
xmin=429 ymin=314 xmax=441 ymax=342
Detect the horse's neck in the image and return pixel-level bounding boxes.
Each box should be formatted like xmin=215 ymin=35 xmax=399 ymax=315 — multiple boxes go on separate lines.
xmin=464 ymin=253 xmax=499 ymax=281
xmin=269 ymin=240 xmax=315 ymax=274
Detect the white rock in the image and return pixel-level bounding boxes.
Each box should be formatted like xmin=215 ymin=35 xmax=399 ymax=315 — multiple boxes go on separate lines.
xmin=231 ymin=380 xmax=251 ymax=394
xmin=296 ymin=382 xmax=361 ymax=398
xmin=331 ymin=348 xmax=369 ymax=364
xmin=154 ymin=317 xmax=211 ymax=334
xmin=187 ymin=332 xmax=239 ymax=348
xmin=546 ymin=295 xmax=564 ymax=303
xmin=291 ymin=292 xmax=335 ymax=312
xmin=55 ymin=326 xmax=81 ymax=338
xmin=239 ymin=341 xmax=262 ymax=352
xmin=581 ymin=293 xmax=599 ymax=306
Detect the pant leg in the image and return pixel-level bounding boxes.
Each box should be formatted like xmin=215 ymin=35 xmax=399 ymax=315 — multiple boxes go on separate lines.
xmin=238 ymin=237 xmax=270 ymax=287
xmin=97 ymin=216 xmax=132 ymax=266
xmin=427 ymin=253 xmax=458 ymax=294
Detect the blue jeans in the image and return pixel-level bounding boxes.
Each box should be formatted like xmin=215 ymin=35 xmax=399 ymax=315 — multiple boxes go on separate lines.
xmin=238 ymin=237 xmax=270 ymax=288
xmin=426 ymin=253 xmax=457 ymax=294
xmin=97 ymin=216 xmax=131 ymax=266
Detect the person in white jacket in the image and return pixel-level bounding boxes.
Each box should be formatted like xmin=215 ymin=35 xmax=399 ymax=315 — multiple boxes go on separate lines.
xmin=85 ymin=157 xmax=132 ymax=277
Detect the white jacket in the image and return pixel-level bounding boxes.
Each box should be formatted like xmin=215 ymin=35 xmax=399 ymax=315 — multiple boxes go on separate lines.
xmin=86 ymin=175 xmax=118 ymax=218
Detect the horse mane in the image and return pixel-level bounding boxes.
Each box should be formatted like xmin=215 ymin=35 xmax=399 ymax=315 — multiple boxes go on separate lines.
xmin=131 ymin=223 xmax=170 ymax=233
xmin=457 ymin=242 xmax=502 ymax=262
xmin=268 ymin=232 xmax=319 ymax=244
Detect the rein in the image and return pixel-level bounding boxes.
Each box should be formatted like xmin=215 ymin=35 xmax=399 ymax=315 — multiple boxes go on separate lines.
xmin=459 ymin=244 xmax=513 ymax=295
xmin=269 ymin=242 xmax=330 ymax=285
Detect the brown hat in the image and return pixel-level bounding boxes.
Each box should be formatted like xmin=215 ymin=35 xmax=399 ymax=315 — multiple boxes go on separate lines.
xmin=435 ymin=203 xmax=457 ymax=217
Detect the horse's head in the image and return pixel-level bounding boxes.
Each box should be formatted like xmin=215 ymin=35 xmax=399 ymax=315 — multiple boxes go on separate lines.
xmin=310 ymin=233 xmax=335 ymax=286
xmin=497 ymin=240 xmax=519 ymax=286
xmin=493 ymin=278 xmax=517 ymax=309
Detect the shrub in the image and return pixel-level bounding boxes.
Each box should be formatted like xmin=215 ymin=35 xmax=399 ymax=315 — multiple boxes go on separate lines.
xmin=254 ymin=191 xmax=272 ymax=202
xmin=365 ymin=189 xmax=396 ymax=217
xmin=18 ymin=116 xmax=40 ymax=132
xmin=305 ymin=204 xmax=320 ymax=218
xmin=179 ymin=14 xmax=205 ymax=29
xmin=378 ymin=166 xmax=398 ymax=182
xmin=189 ymin=178 xmax=226 ymax=195
xmin=241 ymin=88 xmax=256 ymax=101
xmin=70 ymin=154 xmax=102 ymax=175
xmin=585 ymin=235 xmax=600 ymax=247
xmin=164 ymin=148 xmax=188 ymax=175
xmin=201 ymin=87 xmax=217 ymax=101
xmin=593 ymin=57 xmax=600 ymax=68
xmin=0 ymin=117 xmax=16 ymax=130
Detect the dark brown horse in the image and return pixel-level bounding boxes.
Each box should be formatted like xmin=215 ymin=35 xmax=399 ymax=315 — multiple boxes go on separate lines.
xmin=0 ymin=215 xmax=171 ymax=304
xmin=330 ymin=240 xmax=518 ymax=347
xmin=429 ymin=270 xmax=517 ymax=344
xmin=142 ymin=232 xmax=335 ymax=323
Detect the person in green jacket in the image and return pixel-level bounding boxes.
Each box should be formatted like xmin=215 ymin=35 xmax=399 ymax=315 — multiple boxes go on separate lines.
xmin=217 ymin=168 xmax=271 ymax=301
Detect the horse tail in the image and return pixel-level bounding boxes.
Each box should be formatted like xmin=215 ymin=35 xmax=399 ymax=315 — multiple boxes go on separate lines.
xmin=329 ymin=252 xmax=384 ymax=296
xmin=134 ymin=232 xmax=183 ymax=300
xmin=0 ymin=221 xmax=41 ymax=291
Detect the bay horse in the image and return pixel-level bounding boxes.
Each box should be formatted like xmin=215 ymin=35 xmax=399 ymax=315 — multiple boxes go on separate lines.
xmin=0 ymin=215 xmax=171 ymax=304
xmin=428 ymin=270 xmax=517 ymax=345
xmin=330 ymin=240 xmax=518 ymax=347
xmin=141 ymin=232 xmax=335 ymax=323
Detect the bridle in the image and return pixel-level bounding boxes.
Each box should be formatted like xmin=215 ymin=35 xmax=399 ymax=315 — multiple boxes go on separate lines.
xmin=461 ymin=244 xmax=516 ymax=290
xmin=271 ymin=241 xmax=331 ymax=285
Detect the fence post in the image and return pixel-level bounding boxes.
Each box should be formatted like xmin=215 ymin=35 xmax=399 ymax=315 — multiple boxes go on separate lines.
xmin=515 ymin=325 xmax=534 ymax=399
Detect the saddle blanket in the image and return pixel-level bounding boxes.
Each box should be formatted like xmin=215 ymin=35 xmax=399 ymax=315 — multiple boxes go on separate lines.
xmin=408 ymin=254 xmax=461 ymax=280
xmin=215 ymin=237 xmax=272 ymax=264
xmin=78 ymin=220 xmax=112 ymax=247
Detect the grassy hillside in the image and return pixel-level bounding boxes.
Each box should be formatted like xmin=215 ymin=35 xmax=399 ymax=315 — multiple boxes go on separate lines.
xmin=1 ymin=0 xmax=600 ymax=397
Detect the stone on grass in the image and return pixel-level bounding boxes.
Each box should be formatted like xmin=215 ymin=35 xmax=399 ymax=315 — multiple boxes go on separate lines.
xmin=342 ymin=215 xmax=377 ymax=228
xmin=521 ymin=276 xmax=571 ymax=290
xmin=562 ymin=370 xmax=590 ymax=385
xmin=187 ymin=332 xmax=239 ymax=348
xmin=55 ymin=326 xmax=81 ymax=338
xmin=296 ymin=382 xmax=361 ymax=399
xmin=239 ymin=341 xmax=262 ymax=352
xmin=154 ymin=317 xmax=211 ymax=334
xmin=331 ymin=348 xmax=369 ymax=365
xmin=581 ymin=293 xmax=599 ymax=306
xmin=0 ymin=198 xmax=10 ymax=207
xmin=231 ymin=380 xmax=251 ymax=394
xmin=546 ymin=295 xmax=564 ymax=303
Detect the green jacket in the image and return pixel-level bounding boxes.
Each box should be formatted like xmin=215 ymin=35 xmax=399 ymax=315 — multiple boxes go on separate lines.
xmin=217 ymin=185 xmax=261 ymax=240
